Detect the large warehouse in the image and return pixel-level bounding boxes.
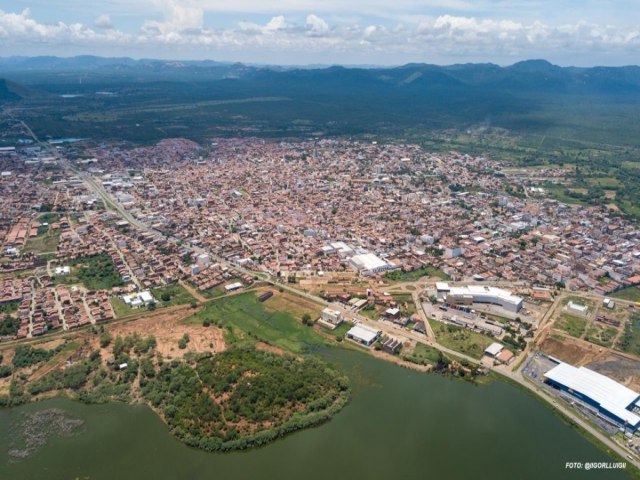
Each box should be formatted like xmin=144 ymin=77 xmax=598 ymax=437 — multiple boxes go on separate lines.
xmin=544 ymin=362 xmax=640 ymax=431
xmin=348 ymin=253 xmax=397 ymax=277
xmin=436 ymin=283 xmax=523 ymax=313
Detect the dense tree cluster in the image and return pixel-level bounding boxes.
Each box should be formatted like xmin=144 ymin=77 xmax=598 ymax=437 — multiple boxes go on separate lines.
xmin=141 ymin=347 xmax=349 ymax=451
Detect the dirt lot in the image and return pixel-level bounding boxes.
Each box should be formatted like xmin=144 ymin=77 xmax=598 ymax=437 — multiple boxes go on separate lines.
xmin=587 ymin=355 xmax=640 ymax=391
xmin=539 ymin=335 xmax=640 ymax=390
xmin=96 ymin=306 xmax=225 ymax=360
xmin=539 ymin=335 xmax=607 ymax=365
xmin=262 ymin=289 xmax=322 ymax=318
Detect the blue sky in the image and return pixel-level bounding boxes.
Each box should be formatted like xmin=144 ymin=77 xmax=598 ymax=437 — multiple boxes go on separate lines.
xmin=1 ymin=1 xmax=639 ymax=65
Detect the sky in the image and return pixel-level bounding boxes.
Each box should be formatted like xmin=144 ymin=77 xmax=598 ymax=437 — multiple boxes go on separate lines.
xmin=0 ymin=1 xmax=639 ymax=66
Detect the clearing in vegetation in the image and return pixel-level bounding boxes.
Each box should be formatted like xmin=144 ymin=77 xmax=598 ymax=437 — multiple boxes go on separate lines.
xmin=430 ymin=319 xmax=494 ymax=359
xmin=555 ymin=313 xmax=588 ymax=338
xmin=182 ymin=290 xmax=326 ymax=354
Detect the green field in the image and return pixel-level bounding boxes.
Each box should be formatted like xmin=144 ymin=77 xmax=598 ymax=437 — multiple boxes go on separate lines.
xmin=56 ymin=253 xmax=124 ymax=290
xmin=384 ymin=265 xmax=450 ymax=283
xmin=151 ymin=284 xmax=196 ymax=307
xmin=182 ymin=292 xmax=328 ymax=354
xmin=430 ymin=320 xmax=494 ymax=359
xmin=555 ymin=314 xmax=588 ymax=338
xmin=403 ymin=343 xmax=443 ymax=366
xmin=585 ymin=324 xmax=617 ymax=348
xmin=22 ymin=228 xmax=59 ymax=255
xmin=110 ymin=297 xmax=134 ymax=318
xmin=616 ymin=312 xmax=640 ymax=356
xmin=611 ymin=287 xmax=640 ymax=303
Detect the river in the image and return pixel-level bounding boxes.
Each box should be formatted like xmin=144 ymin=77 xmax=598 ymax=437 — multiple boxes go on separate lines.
xmin=0 ymin=348 xmax=631 ymax=480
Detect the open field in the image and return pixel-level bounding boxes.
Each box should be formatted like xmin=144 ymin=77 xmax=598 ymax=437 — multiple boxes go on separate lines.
xmin=555 ymin=313 xmax=588 ymax=338
xmin=538 ymin=336 xmax=605 ymax=366
xmin=402 ymin=342 xmax=442 ymax=366
xmin=384 ymin=265 xmax=450 ymax=283
xmin=22 ymin=228 xmax=59 ymax=255
xmin=151 ymin=284 xmax=196 ymax=308
xmin=616 ymin=312 xmax=640 ymax=356
xmin=430 ymin=319 xmax=494 ymax=359
xmin=182 ymin=290 xmax=326 ymax=354
xmin=587 ymin=354 xmax=640 ymax=392
xmin=585 ymin=323 xmax=618 ymax=348
xmin=55 ymin=253 xmax=123 ymax=290
xmin=102 ymin=305 xmax=225 ymax=360
xmin=612 ymin=287 xmax=640 ymax=303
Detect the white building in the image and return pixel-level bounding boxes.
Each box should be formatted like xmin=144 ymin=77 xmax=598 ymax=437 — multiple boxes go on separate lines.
xmin=225 ymin=281 xmax=243 ymax=292
xmin=122 ymin=290 xmax=156 ymax=309
xmin=436 ymin=283 xmax=523 ymax=313
xmin=321 ymin=308 xmax=343 ymax=326
xmin=567 ymin=301 xmax=589 ymax=317
xmin=544 ymin=363 xmax=640 ymax=431
xmin=196 ymin=253 xmax=211 ymax=267
xmin=54 ymin=266 xmax=71 ymax=276
xmin=346 ymin=324 xmax=380 ymax=346
xmin=348 ymin=253 xmax=397 ymax=277
xmin=484 ymin=342 xmax=504 ymax=358
xmin=445 ymin=246 xmax=463 ymax=258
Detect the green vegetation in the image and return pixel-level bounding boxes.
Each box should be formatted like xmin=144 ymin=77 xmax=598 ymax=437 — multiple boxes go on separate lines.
xmin=57 ymin=253 xmax=124 ymax=290
xmin=611 ymin=287 xmax=640 ymax=303
xmin=12 ymin=345 xmax=60 ymax=369
xmin=402 ymin=343 xmax=443 ymax=366
xmin=22 ymin=227 xmax=60 ymax=255
xmin=616 ymin=312 xmax=640 ymax=356
xmin=392 ymin=293 xmax=417 ymax=316
xmin=177 ymin=333 xmax=190 ymax=349
xmin=555 ymin=314 xmax=588 ymax=338
xmin=384 ymin=265 xmax=450 ymax=283
xmin=151 ymin=284 xmax=196 ymax=307
xmin=141 ymin=347 xmax=349 ymax=452
xmin=0 ymin=300 xmax=20 ymax=315
xmin=182 ymin=292 xmax=328 ymax=354
xmin=109 ymin=296 xmax=133 ymax=318
xmin=585 ymin=323 xmax=618 ymax=348
xmin=1 ymin=330 xmax=351 ymax=453
xmin=0 ymin=316 xmax=20 ymax=337
xmin=430 ymin=320 xmax=494 ymax=359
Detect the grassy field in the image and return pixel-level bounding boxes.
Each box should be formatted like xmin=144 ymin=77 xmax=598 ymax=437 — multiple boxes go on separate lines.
xmin=585 ymin=324 xmax=617 ymax=348
xmin=182 ymin=291 xmax=327 ymax=354
xmin=22 ymin=228 xmax=59 ymax=255
xmin=110 ymin=297 xmax=135 ymax=318
xmin=611 ymin=287 xmax=640 ymax=303
xmin=616 ymin=313 xmax=640 ymax=356
xmin=403 ymin=343 xmax=443 ymax=366
xmin=430 ymin=319 xmax=494 ymax=359
xmin=384 ymin=265 xmax=450 ymax=283
xmin=200 ymin=279 xmax=243 ymax=299
xmin=392 ymin=294 xmax=416 ymax=316
xmin=151 ymin=284 xmax=196 ymax=307
xmin=55 ymin=253 xmax=123 ymax=290
xmin=555 ymin=313 xmax=588 ymax=338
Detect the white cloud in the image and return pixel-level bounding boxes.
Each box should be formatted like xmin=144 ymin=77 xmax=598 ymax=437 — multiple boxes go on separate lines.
xmin=94 ymin=14 xmax=114 ymax=30
xmin=0 ymin=8 xmax=639 ymax=64
xmin=306 ymin=14 xmax=330 ymax=37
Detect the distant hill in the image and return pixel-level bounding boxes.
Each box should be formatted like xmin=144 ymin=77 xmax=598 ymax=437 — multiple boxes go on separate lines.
xmin=0 ymin=78 xmax=42 ymax=101
xmin=2 ymin=55 xmax=640 ymax=151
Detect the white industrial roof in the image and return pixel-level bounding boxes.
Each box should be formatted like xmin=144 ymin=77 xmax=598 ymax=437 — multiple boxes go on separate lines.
xmin=448 ymin=285 xmax=522 ymax=306
xmin=544 ymin=363 xmax=640 ymax=426
xmin=225 ymin=282 xmax=243 ymax=291
xmin=139 ymin=291 xmax=154 ymax=303
xmin=350 ymin=253 xmax=389 ymax=271
xmin=485 ymin=342 xmax=504 ymax=356
xmin=347 ymin=324 xmax=380 ymax=343
xmin=436 ymin=282 xmax=450 ymax=291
